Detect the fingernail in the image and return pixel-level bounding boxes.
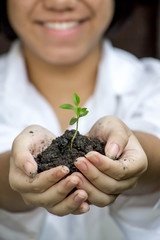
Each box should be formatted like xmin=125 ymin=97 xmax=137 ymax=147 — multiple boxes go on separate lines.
xmin=66 ymin=181 xmax=75 ymax=188
xmin=74 ymin=193 xmax=86 ymax=203
xmin=61 ymin=166 xmax=69 ymax=174
xmin=85 ymin=152 xmax=99 ymax=164
xmin=56 ymin=166 xmax=69 ymax=177
xmin=66 ymin=177 xmax=79 ymax=188
xmin=106 ymin=143 xmax=119 ymax=160
xmin=85 ymin=152 xmax=93 ymax=158
xmin=24 ymin=161 xmax=37 ymax=176
xmin=31 ymin=171 xmax=37 ymax=178
xmin=74 ymin=160 xmax=88 ymax=171
xmin=80 ymin=205 xmax=90 ymax=213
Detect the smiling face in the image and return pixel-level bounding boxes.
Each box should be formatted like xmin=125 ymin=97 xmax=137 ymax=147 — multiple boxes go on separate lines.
xmin=7 ymin=0 xmax=115 ymax=65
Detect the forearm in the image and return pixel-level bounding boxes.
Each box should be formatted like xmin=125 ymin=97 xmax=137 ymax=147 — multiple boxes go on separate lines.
xmin=0 ymin=151 xmax=35 ymax=212
xmin=128 ymin=131 xmax=160 ymax=194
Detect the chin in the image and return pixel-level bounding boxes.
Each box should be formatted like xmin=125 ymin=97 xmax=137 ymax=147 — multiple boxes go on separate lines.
xmin=42 ymin=45 xmax=88 ymax=65
xmin=45 ymin=54 xmax=85 ymax=66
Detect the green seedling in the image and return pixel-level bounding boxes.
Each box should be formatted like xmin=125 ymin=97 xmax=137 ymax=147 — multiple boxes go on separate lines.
xmin=60 ymin=93 xmax=89 ymax=150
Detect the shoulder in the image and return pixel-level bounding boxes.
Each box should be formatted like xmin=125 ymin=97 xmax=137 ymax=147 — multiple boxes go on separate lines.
xmin=109 ymin=41 xmax=160 ymax=77
xmin=107 ymin=41 xmax=160 ymax=75
xmin=141 ymin=57 xmax=160 ymax=78
xmin=102 ymin=41 xmax=160 ymax=94
xmin=103 ymin=40 xmax=142 ymax=66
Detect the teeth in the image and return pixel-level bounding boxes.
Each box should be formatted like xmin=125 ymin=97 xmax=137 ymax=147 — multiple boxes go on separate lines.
xmin=44 ymin=22 xmax=79 ymax=30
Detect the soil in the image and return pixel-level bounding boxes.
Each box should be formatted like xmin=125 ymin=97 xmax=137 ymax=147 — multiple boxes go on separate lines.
xmin=35 ymin=129 xmax=106 ymax=174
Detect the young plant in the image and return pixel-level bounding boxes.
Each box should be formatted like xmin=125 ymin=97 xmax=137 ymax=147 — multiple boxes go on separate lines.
xmin=59 ymin=93 xmax=89 ymax=150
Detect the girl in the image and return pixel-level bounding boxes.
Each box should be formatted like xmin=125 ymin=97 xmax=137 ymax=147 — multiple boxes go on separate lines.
xmin=0 ymin=1 xmax=160 ymax=239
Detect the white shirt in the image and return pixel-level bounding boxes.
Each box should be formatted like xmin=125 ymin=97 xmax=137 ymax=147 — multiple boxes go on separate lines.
xmin=0 ymin=41 xmax=160 ymax=240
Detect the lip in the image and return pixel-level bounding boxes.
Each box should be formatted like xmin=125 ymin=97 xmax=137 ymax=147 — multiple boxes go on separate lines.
xmin=35 ymin=16 xmax=89 ymax=24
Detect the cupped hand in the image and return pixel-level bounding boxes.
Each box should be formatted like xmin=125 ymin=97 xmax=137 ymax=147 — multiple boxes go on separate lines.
xmin=9 ymin=125 xmax=89 ymax=216
xmin=74 ymin=116 xmax=148 ymax=207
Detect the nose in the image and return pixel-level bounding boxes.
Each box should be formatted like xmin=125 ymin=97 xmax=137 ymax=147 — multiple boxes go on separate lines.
xmin=43 ymin=0 xmax=77 ymax=11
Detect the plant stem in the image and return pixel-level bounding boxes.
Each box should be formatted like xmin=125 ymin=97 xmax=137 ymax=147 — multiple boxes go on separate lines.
xmin=70 ymin=117 xmax=79 ymax=150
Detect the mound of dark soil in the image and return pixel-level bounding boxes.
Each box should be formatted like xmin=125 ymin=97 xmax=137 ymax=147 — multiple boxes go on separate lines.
xmin=35 ymin=130 xmax=105 ymax=174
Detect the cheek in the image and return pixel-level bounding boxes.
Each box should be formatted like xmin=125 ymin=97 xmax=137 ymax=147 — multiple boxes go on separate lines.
xmin=93 ymin=1 xmax=115 ymax=37
xmin=98 ymin=0 xmax=115 ymax=24
xmin=7 ymin=1 xmax=24 ymax=31
xmin=7 ymin=0 xmax=34 ymax=34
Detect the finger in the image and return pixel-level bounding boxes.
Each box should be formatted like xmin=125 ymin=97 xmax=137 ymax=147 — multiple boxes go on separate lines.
xmin=72 ymin=202 xmax=90 ymax=215
xmin=46 ymin=190 xmax=88 ymax=216
xmin=11 ymin=125 xmax=55 ymax=176
xmin=88 ymin=116 xmax=131 ymax=159
xmin=10 ymin=151 xmax=38 ymax=177
xmin=72 ymin=172 xmax=117 ymax=207
xmin=104 ymin=126 xmax=131 ymax=160
xmin=85 ymin=143 xmax=147 ymax=181
xmin=9 ymin=165 xmax=69 ymax=193
xmin=74 ymin=157 xmax=138 ymax=194
xmin=22 ymin=175 xmax=83 ymax=208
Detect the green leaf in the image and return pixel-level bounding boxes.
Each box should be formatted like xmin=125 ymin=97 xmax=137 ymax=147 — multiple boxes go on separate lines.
xmin=59 ymin=104 xmax=74 ymax=110
xmin=79 ymin=108 xmax=89 ymax=117
xmin=70 ymin=117 xmax=77 ymax=125
xmin=74 ymin=107 xmax=81 ymax=116
xmin=80 ymin=108 xmax=87 ymax=113
xmin=72 ymin=93 xmax=80 ymax=106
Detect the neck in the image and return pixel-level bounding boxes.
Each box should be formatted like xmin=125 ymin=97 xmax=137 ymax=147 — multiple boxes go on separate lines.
xmin=23 ymin=43 xmax=102 ymax=131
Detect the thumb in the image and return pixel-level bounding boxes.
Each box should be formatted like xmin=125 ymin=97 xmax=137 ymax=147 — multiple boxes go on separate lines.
xmin=88 ymin=116 xmax=132 ymax=159
xmin=23 ymin=154 xmax=38 ymax=177
xmin=105 ymin=130 xmax=131 ymax=160
xmin=11 ymin=150 xmax=38 ymax=177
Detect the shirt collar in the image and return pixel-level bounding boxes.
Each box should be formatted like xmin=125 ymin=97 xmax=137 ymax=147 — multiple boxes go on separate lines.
xmin=4 ymin=39 xmax=144 ymax=100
